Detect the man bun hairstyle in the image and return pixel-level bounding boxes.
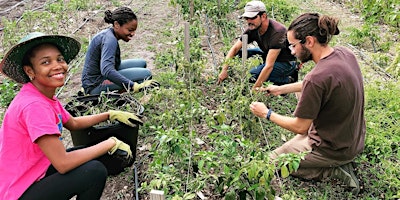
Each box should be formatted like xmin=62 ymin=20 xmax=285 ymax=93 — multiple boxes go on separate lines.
xmin=104 ymin=7 xmax=137 ymax=26
xmin=288 ymin=13 xmax=340 ymax=46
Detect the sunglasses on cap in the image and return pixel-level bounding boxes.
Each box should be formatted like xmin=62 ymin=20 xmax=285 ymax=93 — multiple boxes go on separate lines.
xmin=244 ymin=15 xmax=259 ymax=20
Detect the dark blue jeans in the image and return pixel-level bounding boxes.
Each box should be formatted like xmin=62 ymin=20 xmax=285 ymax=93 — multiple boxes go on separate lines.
xmin=89 ymin=59 xmax=152 ymax=95
xmin=238 ymin=48 xmax=297 ymax=85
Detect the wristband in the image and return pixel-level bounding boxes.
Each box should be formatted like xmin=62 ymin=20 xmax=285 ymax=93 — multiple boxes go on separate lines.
xmin=266 ymin=109 xmax=273 ymax=121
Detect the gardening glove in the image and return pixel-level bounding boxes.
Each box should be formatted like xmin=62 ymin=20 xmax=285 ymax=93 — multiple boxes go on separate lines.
xmin=109 ymin=110 xmax=143 ymax=126
xmin=108 ymin=137 xmax=132 ymax=159
xmin=133 ymin=80 xmax=160 ymax=93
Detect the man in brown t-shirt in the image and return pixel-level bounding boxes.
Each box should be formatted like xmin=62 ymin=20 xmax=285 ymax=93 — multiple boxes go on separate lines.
xmin=250 ymin=13 xmax=365 ymax=195
xmin=217 ymin=1 xmax=297 ymax=89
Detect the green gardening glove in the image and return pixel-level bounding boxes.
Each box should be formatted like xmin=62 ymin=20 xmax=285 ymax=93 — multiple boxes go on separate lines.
xmin=109 ymin=110 xmax=143 ymax=126
xmin=108 ymin=137 xmax=132 ymax=159
xmin=133 ymin=80 xmax=160 ymax=93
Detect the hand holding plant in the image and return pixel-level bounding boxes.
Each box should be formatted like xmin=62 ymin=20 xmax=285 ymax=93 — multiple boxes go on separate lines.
xmin=133 ymin=80 xmax=160 ymax=93
xmin=249 ymin=102 xmax=269 ymax=118
xmin=109 ymin=110 xmax=143 ymax=126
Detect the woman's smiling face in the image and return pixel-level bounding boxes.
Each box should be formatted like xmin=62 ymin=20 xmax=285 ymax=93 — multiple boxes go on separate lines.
xmin=115 ymin=19 xmax=138 ymax=42
xmin=24 ymin=43 xmax=68 ymax=93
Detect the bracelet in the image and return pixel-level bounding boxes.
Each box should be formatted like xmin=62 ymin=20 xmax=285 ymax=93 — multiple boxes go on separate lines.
xmin=266 ymin=109 xmax=273 ymax=121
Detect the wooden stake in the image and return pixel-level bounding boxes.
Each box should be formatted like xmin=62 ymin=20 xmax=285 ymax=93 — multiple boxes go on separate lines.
xmin=189 ymin=0 xmax=194 ymax=23
xmin=184 ymin=22 xmax=190 ymax=62
xmin=150 ymin=190 xmax=165 ymax=200
xmin=242 ymin=34 xmax=248 ymax=67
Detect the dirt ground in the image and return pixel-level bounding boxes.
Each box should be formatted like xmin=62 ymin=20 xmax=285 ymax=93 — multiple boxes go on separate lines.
xmin=0 ymin=0 xmax=390 ymax=199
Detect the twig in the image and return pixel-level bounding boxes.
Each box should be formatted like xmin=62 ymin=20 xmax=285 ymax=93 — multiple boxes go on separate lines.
xmin=15 ymin=0 xmax=57 ymax=24
xmin=347 ymin=43 xmax=395 ymax=80
xmin=204 ymin=13 xmax=218 ymax=71
xmin=0 ymin=0 xmax=26 ymax=14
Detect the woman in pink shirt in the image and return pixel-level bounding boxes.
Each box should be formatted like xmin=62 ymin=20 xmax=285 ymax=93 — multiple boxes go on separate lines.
xmin=0 ymin=32 xmax=141 ymax=199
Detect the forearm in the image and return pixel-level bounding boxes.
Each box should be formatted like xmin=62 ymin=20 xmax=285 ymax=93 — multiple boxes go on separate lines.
xmin=254 ymin=65 xmax=273 ymax=87
xmin=56 ymin=138 xmax=115 ymax=174
xmin=222 ymin=51 xmax=238 ymax=70
xmin=254 ymin=49 xmax=280 ymax=87
xmin=222 ymin=41 xmax=242 ymax=70
xmin=104 ymin=69 xmax=135 ymax=89
xmin=66 ymin=112 xmax=109 ymax=131
xmin=280 ymin=81 xmax=303 ymax=94
xmin=250 ymin=102 xmax=312 ymax=135
xmin=38 ymin=135 xmax=116 ymax=174
xmin=268 ymin=111 xmax=308 ymax=135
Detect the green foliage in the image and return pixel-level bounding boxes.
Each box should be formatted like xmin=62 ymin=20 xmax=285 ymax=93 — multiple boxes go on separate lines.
xmin=141 ymin=0 xmax=400 ymax=198
xmin=139 ymin=7 xmax=301 ymax=197
xmin=110 ymin=0 xmax=122 ymax=7
xmin=275 ymin=152 xmax=306 ymax=178
xmin=0 ymin=79 xmax=19 ymax=108
xmin=1 ymin=18 xmax=19 ymax=49
xmin=170 ymin=0 xmax=241 ymax=38
xmin=344 ymin=0 xmax=399 ymax=60
xmin=67 ymin=0 xmax=91 ymax=10
xmin=347 ymin=0 xmax=399 ymax=28
xmin=56 ymin=0 xmax=101 ymax=10
xmin=362 ymin=79 xmax=399 ymax=199
xmin=348 ymin=23 xmax=380 ymax=50
xmin=364 ymin=80 xmax=400 ymax=164
xmin=386 ymin=45 xmax=400 ymax=77
xmin=261 ymin=0 xmax=299 ymax=24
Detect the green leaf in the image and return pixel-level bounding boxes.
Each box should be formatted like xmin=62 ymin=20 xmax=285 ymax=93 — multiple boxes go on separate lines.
xmin=281 ymin=165 xmax=290 ymax=178
xmin=223 ymin=164 xmax=230 ymax=174
xmin=183 ymin=193 xmax=196 ymax=199
xmin=172 ymin=195 xmax=183 ymax=200
xmin=292 ymin=160 xmax=300 ymax=172
xmin=198 ymin=160 xmax=204 ymax=171
xmin=248 ymin=164 xmax=257 ymax=180
xmin=255 ymin=186 xmax=266 ymax=200
xmin=225 ymin=190 xmax=236 ymax=200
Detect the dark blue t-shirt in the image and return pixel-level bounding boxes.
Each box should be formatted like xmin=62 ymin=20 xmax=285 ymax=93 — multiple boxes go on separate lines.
xmin=81 ymin=28 xmax=134 ymax=92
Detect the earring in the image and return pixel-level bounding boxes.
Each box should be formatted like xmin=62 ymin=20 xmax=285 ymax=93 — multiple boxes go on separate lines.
xmin=29 ymin=76 xmax=35 ymax=81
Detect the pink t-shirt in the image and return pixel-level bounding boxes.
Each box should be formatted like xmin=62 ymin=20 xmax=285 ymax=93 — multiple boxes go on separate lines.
xmin=0 ymin=83 xmax=71 ymax=199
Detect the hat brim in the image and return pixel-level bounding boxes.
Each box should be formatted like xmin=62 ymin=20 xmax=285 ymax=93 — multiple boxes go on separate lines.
xmin=0 ymin=35 xmax=81 ymax=84
xmin=240 ymin=11 xmax=259 ymax=19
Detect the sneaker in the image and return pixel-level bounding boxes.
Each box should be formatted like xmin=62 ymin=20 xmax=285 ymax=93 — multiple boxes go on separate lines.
xmin=332 ymin=162 xmax=360 ymax=195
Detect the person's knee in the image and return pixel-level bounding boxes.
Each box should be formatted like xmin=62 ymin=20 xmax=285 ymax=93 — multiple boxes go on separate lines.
xmin=84 ymin=160 xmax=108 ymax=180
xmin=249 ymin=64 xmax=265 ymax=75
xmin=121 ymin=59 xmax=147 ymax=69
xmin=137 ymin=59 xmax=147 ymax=68
xmin=143 ymin=69 xmax=152 ymax=78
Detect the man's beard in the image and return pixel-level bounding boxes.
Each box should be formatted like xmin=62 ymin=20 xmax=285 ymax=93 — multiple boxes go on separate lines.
xmin=298 ymin=46 xmax=313 ymax=63
xmin=248 ymin=22 xmax=261 ymax=31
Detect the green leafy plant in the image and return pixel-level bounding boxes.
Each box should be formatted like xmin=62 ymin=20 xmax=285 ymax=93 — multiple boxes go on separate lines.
xmin=0 ymin=79 xmax=19 ymax=108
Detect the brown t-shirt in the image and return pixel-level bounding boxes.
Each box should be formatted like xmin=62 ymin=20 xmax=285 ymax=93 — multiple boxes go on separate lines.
xmin=242 ymin=19 xmax=295 ymax=62
xmin=294 ymin=46 xmax=366 ymax=161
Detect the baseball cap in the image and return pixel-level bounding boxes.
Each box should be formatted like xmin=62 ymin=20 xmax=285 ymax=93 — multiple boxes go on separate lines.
xmin=241 ymin=1 xmax=266 ymax=19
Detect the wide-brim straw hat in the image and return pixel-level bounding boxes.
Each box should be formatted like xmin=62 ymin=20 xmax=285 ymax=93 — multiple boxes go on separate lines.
xmin=0 ymin=32 xmax=81 ymax=83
